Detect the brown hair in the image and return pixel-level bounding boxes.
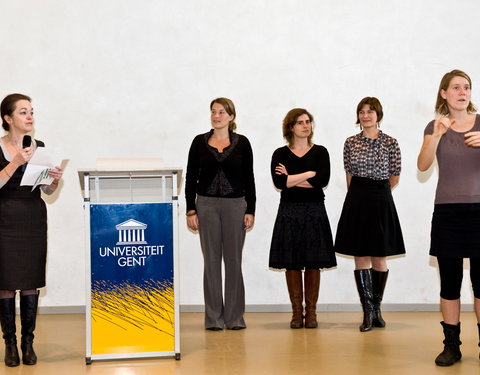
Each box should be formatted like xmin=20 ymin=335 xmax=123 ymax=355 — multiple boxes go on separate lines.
xmin=356 ymin=97 xmax=383 ymax=126
xmin=435 ymin=69 xmax=477 ymax=115
xmin=210 ymin=97 xmax=237 ymax=131
xmin=282 ymin=108 xmax=314 ymax=148
xmin=1 ymin=93 xmax=32 ymax=131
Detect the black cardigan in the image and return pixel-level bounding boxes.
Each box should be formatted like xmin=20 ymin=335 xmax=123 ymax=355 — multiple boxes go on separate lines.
xmin=185 ymin=130 xmax=256 ymax=214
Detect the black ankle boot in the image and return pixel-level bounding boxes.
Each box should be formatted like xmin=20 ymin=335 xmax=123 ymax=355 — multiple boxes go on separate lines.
xmin=20 ymin=293 xmax=39 ymax=365
xmin=435 ymin=321 xmax=462 ymax=366
xmin=354 ymin=269 xmax=374 ymax=332
xmin=371 ymin=269 xmax=388 ymax=328
xmin=0 ymin=296 xmax=20 ymax=367
xmin=477 ymin=323 xmax=480 ymax=360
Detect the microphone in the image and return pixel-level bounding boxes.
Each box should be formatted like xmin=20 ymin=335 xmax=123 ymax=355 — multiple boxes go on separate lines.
xmin=21 ymin=135 xmax=32 ymax=172
xmin=22 ymin=135 xmax=31 ymax=149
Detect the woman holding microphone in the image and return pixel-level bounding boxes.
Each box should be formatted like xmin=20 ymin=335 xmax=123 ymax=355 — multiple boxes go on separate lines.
xmin=0 ymin=93 xmax=63 ymax=367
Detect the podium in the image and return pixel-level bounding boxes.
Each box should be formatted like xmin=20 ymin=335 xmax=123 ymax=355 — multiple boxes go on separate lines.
xmin=78 ymin=165 xmax=183 ymax=363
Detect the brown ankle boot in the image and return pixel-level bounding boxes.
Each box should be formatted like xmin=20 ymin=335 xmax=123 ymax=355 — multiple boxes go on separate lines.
xmin=285 ymin=270 xmax=303 ymax=328
xmin=304 ymin=269 xmax=320 ymax=328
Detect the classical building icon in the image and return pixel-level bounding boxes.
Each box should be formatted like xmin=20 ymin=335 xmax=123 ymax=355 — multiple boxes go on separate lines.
xmin=116 ymin=219 xmax=148 ymax=245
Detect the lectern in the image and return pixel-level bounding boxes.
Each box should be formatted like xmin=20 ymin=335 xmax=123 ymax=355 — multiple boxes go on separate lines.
xmin=78 ymin=165 xmax=182 ymax=363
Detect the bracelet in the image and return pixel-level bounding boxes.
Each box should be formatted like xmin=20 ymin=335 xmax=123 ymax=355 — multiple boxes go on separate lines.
xmin=186 ymin=210 xmax=197 ymax=216
xmin=3 ymin=169 xmax=11 ymax=178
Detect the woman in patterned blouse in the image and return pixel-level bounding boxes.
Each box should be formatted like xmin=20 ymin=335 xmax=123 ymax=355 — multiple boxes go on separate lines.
xmin=335 ymin=97 xmax=405 ymax=332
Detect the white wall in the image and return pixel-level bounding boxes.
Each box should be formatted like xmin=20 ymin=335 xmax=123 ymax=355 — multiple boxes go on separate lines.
xmin=1 ymin=0 xmax=479 ymax=308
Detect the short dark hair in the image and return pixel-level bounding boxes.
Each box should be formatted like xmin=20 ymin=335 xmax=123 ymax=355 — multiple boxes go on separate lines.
xmin=210 ymin=97 xmax=237 ymax=131
xmin=356 ymin=97 xmax=383 ymax=125
xmin=1 ymin=93 xmax=32 ymax=131
xmin=435 ymin=70 xmax=477 ymax=116
xmin=282 ymin=108 xmax=314 ymax=148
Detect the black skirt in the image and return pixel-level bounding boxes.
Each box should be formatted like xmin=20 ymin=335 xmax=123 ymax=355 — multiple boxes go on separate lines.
xmin=430 ymin=203 xmax=480 ymax=258
xmin=269 ymin=201 xmax=337 ymax=270
xmin=0 ymin=193 xmax=47 ymax=290
xmin=334 ymin=176 xmax=405 ymax=257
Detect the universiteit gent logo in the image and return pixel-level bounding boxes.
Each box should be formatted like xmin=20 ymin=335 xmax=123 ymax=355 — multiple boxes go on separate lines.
xmin=115 ymin=219 xmax=148 ymax=245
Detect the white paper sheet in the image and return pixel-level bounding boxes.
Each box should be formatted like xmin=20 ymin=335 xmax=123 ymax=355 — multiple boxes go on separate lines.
xmin=20 ymin=147 xmax=62 ymax=190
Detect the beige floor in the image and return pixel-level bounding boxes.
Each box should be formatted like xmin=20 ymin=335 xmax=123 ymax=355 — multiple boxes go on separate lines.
xmin=1 ymin=311 xmax=479 ymax=374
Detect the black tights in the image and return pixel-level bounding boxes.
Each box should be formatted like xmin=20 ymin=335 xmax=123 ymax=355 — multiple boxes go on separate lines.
xmin=437 ymin=257 xmax=480 ymax=300
xmin=0 ymin=289 xmax=37 ymax=299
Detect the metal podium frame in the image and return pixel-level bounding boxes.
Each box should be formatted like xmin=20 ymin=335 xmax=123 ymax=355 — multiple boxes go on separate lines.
xmin=78 ymin=167 xmax=183 ymax=364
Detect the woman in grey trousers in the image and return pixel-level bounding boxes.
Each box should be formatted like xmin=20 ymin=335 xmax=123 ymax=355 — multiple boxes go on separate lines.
xmin=185 ymin=97 xmax=256 ymax=330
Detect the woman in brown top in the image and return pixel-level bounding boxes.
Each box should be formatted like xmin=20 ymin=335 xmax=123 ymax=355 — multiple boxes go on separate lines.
xmin=418 ymin=70 xmax=480 ymax=366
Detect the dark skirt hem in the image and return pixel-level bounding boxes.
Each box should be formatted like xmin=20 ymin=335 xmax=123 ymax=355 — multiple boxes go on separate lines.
xmin=336 ymin=249 xmax=405 ymax=257
xmin=269 ymin=264 xmax=337 ymax=271
xmin=0 ymin=282 xmax=45 ymax=290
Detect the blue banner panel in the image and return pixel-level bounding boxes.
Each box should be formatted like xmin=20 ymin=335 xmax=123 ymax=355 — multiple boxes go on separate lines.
xmin=90 ymin=203 xmax=174 ymax=354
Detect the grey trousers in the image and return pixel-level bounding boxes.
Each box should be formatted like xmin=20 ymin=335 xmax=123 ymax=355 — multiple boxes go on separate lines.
xmin=197 ymin=195 xmax=247 ymax=329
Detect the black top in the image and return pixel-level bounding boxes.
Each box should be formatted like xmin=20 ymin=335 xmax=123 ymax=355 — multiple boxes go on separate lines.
xmin=185 ymin=130 xmax=256 ymax=214
xmin=0 ymin=139 xmax=45 ymax=199
xmin=271 ymin=144 xmax=330 ymax=202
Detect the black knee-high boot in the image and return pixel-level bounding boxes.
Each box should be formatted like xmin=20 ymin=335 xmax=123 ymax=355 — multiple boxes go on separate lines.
xmin=0 ymin=296 xmax=20 ymax=367
xmin=20 ymin=293 xmax=39 ymax=365
xmin=371 ymin=269 xmax=388 ymax=328
xmin=435 ymin=321 xmax=462 ymax=366
xmin=354 ymin=269 xmax=374 ymax=332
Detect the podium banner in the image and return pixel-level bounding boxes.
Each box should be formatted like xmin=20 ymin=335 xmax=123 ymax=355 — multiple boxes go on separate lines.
xmin=89 ymin=203 xmax=174 ymax=355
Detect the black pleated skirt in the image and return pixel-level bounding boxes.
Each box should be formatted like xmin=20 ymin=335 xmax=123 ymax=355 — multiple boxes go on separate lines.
xmin=334 ymin=176 xmax=405 ymax=257
xmin=0 ymin=196 xmax=47 ymax=289
xmin=269 ymin=201 xmax=337 ymax=270
xmin=430 ymin=203 xmax=480 ymax=258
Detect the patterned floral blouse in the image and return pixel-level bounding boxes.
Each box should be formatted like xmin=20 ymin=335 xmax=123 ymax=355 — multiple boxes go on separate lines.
xmin=343 ymin=130 xmax=401 ymax=180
